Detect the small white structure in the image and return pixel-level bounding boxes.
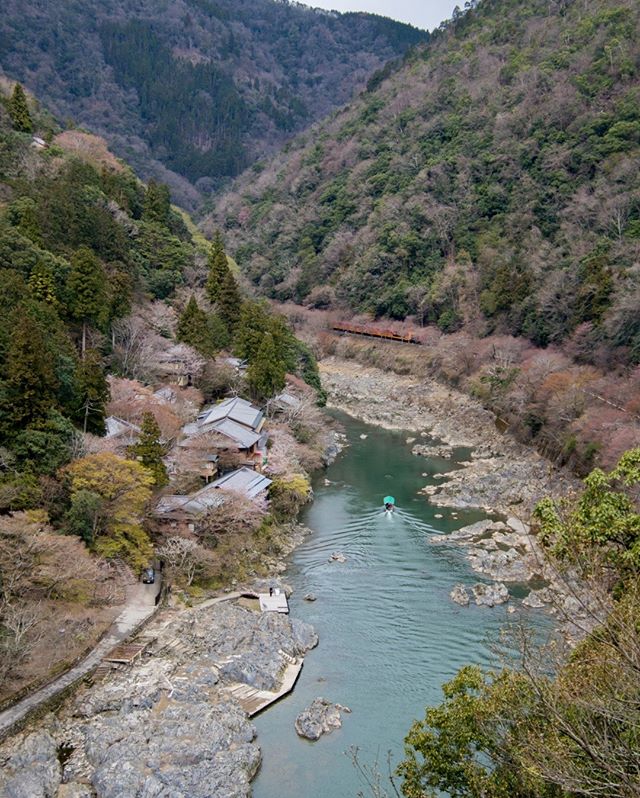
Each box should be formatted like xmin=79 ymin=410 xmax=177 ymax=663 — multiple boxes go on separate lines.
xmin=258 ymin=589 xmax=289 ymax=614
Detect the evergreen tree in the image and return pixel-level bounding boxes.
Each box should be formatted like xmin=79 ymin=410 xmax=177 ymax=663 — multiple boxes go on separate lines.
xmin=28 ymin=263 xmax=58 ymax=307
xmin=218 ymin=268 xmax=242 ymax=336
xmin=74 ymin=349 xmax=110 ymax=434
xmin=176 ymin=295 xmax=216 ymax=356
xmin=235 ymin=301 xmax=270 ymax=361
xmin=247 ymin=332 xmax=286 ymax=399
xmin=1 ymin=306 xmax=59 ymax=431
xmin=127 ymin=411 xmax=168 ymax=487
xmin=67 ymin=246 xmax=107 ymax=355
xmin=8 ymin=84 xmax=33 ymax=133
xmin=205 ymin=230 xmax=230 ymax=304
xmin=208 ymin=312 xmax=231 ymax=350
xmin=142 ymin=180 xmax=171 ymax=226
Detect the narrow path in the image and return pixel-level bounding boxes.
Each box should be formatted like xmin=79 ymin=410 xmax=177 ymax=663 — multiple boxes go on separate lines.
xmin=0 ymin=580 xmax=160 ymax=739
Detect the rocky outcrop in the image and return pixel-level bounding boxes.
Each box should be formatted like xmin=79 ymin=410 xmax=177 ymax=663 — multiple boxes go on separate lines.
xmin=450 ymin=584 xmax=470 ymax=605
xmin=412 ymin=443 xmax=452 ymax=459
xmin=0 ymin=730 xmax=61 ymax=798
xmin=320 ymin=358 xmax=577 ymax=516
xmin=84 ymin=696 xmax=258 ymax=798
xmin=295 ymin=698 xmax=351 ymax=741
xmin=472 ymin=582 xmax=509 ymax=607
xmin=0 ymin=591 xmax=318 ymax=798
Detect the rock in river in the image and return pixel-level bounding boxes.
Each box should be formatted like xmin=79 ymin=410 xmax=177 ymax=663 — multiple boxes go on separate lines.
xmin=295 ymin=697 xmax=351 ymax=741
xmin=450 ymin=584 xmax=470 ymax=606
xmin=472 ymin=582 xmax=509 ymax=607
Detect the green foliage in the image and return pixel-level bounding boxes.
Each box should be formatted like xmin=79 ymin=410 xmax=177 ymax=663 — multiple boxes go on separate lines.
xmin=247 ymin=332 xmax=286 ymax=400
xmin=217 ymin=268 xmax=242 ymax=335
xmin=534 ymin=447 xmax=640 ymax=580
xmin=12 ymin=410 xmax=78 ymax=476
xmin=65 ymin=452 xmax=154 ymax=569
xmin=205 ymin=231 xmax=230 ymax=304
xmin=74 ymin=349 xmax=109 ymax=434
xmin=8 ymin=84 xmax=32 ymax=133
xmin=67 ymin=246 xmax=107 ymax=338
xmin=0 ymin=303 xmax=61 ymax=431
xmin=64 ymin=489 xmax=104 ymax=546
xmin=268 ymin=474 xmax=312 ymax=521
xmin=127 ymin=411 xmax=168 ymax=487
xmin=130 ymin=221 xmax=190 ymax=299
xmin=397 ymin=666 xmax=549 ymax=798
xmin=176 ymin=295 xmax=217 ymax=357
xmin=142 ymin=180 xmax=171 ymax=226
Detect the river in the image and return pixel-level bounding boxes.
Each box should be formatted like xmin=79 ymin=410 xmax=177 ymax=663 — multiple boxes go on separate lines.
xmin=252 ymin=410 xmax=545 ymax=798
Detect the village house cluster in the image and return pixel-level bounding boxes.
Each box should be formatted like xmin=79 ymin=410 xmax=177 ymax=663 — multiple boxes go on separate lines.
xmin=105 ymin=382 xmax=302 ymax=537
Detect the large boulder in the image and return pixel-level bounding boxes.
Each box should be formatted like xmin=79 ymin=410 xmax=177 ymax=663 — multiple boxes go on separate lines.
xmin=468 ymin=547 xmax=539 ymax=582
xmin=295 ymin=697 xmax=351 ymax=741
xmin=472 ymin=583 xmax=509 ymax=607
xmin=450 ymin=584 xmax=470 ymax=606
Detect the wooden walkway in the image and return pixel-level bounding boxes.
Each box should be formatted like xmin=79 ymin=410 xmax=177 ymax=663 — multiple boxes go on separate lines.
xmin=222 ymin=651 xmax=303 ymax=717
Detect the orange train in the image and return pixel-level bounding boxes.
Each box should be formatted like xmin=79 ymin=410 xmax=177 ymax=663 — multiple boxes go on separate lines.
xmin=331 ymin=322 xmax=421 ymax=345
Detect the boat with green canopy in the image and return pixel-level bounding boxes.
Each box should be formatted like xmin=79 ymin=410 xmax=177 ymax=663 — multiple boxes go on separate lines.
xmin=383 ymin=496 xmax=395 ymax=513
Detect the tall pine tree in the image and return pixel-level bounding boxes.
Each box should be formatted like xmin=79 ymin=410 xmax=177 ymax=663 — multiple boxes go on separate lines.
xmin=8 ymin=83 xmax=33 ymax=133
xmin=142 ymin=180 xmax=171 ymax=226
xmin=218 ymin=269 xmax=242 ymax=337
xmin=247 ymin=332 xmax=286 ymax=400
xmin=67 ymin=247 xmax=107 ymax=356
xmin=75 ymin=349 xmax=110 ymax=434
xmin=176 ymin=295 xmax=216 ymax=356
xmin=1 ymin=306 xmax=59 ymax=432
xmin=127 ymin=412 xmax=168 ymax=487
xmin=205 ymin=231 xmax=230 ymax=304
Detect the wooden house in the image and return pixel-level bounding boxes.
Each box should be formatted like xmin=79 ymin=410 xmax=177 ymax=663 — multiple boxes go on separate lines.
xmin=153 ymin=467 xmax=272 ymax=535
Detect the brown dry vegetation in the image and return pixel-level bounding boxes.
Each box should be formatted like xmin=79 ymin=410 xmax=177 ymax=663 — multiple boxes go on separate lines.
xmin=0 ymin=513 xmax=128 ymax=704
xmin=281 ymin=305 xmax=639 ymax=475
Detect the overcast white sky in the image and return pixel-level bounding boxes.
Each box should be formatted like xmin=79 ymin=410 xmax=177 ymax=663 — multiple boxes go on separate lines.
xmin=306 ymin=1 xmax=461 ymax=30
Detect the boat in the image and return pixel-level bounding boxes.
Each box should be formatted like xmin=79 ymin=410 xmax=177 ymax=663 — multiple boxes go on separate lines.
xmin=383 ymin=495 xmax=396 ymax=513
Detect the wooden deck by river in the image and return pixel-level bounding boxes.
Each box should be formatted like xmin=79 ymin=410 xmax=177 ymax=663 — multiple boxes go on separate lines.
xmin=223 ymin=654 xmax=303 ymax=716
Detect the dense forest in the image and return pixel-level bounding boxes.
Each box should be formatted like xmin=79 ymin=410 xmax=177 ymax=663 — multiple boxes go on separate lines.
xmin=208 ymin=0 xmax=640 ymax=366
xmin=0 ymin=0 xmax=427 ymax=208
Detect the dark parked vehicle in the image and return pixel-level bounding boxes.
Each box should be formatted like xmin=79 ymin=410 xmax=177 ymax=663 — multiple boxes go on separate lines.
xmin=142 ymin=567 xmax=155 ymax=584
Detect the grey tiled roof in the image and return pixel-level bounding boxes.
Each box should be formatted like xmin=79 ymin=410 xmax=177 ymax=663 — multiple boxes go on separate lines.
xmin=211 ymin=467 xmax=272 ymax=498
xmin=197 ymin=397 xmax=263 ymax=431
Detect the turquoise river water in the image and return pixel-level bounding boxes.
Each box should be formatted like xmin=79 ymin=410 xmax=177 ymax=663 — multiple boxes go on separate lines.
xmin=252 ymin=410 xmax=546 ymax=798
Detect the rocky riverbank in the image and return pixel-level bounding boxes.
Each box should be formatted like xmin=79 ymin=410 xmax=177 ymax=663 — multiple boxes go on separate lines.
xmin=319 ymin=358 xmax=602 ymax=639
xmin=0 ymin=585 xmax=317 ymax=798
xmin=320 ymin=358 xmax=576 ymax=516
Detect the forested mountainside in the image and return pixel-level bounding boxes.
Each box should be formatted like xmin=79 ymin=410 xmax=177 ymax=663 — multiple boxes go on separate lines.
xmin=0 ymin=0 xmax=426 ymax=210
xmin=0 ymin=76 xmax=203 ymax=490
xmin=207 ymin=0 xmax=640 ymax=367
xmin=0 ymin=79 xmax=325 ymax=697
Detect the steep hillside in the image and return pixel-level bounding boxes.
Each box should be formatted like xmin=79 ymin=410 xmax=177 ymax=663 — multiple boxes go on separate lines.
xmin=206 ymin=0 xmax=640 ymax=367
xmin=0 ymin=0 xmax=426 ymax=209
